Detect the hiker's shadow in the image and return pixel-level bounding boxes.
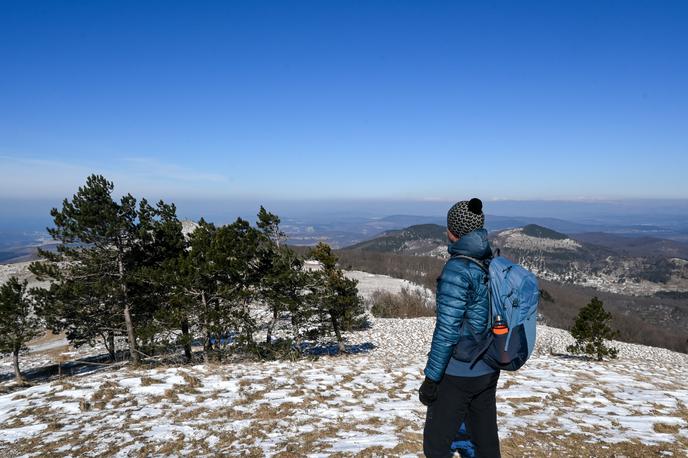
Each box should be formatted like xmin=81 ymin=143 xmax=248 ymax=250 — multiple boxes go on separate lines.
xmin=302 ymin=341 xmax=376 ymax=356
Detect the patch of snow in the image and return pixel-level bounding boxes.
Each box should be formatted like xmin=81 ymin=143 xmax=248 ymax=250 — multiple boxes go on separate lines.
xmin=1 ymin=424 xmax=48 ymax=443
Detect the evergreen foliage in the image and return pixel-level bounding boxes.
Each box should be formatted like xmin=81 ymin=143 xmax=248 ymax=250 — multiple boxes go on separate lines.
xmin=29 ymin=175 xmax=185 ymax=364
xmin=567 ymin=296 xmax=619 ymax=361
xmin=0 ymin=277 xmax=42 ymax=382
xmin=308 ymin=242 xmax=366 ymax=353
xmin=4 ymin=175 xmax=367 ymax=367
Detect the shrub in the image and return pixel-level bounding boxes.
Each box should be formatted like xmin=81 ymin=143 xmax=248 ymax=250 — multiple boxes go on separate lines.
xmin=567 ymin=296 xmax=619 ymax=361
xmin=370 ymin=287 xmax=434 ymax=318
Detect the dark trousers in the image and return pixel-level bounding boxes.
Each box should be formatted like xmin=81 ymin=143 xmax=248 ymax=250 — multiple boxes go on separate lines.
xmin=423 ymin=371 xmax=501 ymax=458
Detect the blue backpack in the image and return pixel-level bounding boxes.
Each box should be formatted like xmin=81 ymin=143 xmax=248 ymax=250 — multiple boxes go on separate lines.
xmin=452 ymin=253 xmax=539 ymax=371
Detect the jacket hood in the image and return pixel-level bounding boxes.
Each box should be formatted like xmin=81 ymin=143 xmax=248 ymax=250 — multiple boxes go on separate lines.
xmin=447 ymin=228 xmax=492 ymax=259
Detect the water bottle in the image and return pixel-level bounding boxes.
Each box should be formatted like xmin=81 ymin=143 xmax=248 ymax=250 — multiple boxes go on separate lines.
xmin=492 ymin=315 xmax=511 ymax=364
xmin=492 ymin=315 xmax=508 ymax=335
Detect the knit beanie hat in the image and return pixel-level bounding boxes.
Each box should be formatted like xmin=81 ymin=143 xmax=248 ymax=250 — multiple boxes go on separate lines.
xmin=447 ymin=198 xmax=485 ymax=238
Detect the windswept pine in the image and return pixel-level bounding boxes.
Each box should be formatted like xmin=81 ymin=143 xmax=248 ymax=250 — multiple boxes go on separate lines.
xmin=29 ymin=175 xmax=185 ymax=365
xmin=22 ymin=175 xmax=366 ymax=366
xmin=0 ymin=277 xmax=42 ymax=383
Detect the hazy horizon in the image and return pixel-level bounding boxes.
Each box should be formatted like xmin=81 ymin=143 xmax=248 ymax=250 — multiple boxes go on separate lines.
xmin=3 ymin=196 xmax=688 ymax=232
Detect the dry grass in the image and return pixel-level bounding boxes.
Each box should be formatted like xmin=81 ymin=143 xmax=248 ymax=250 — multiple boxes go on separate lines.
xmin=91 ymin=380 xmax=121 ymax=408
xmin=79 ymin=398 xmax=91 ymax=411
xmin=109 ymin=395 xmax=135 ymax=409
xmin=173 ymin=407 xmax=206 ymax=422
xmin=154 ymin=435 xmax=186 ymax=454
xmin=675 ymin=401 xmax=688 ymax=422
xmin=1 ymin=416 xmax=26 ymax=429
xmin=370 ymin=287 xmax=434 ymax=318
xmin=149 ymin=393 xmax=174 ymax=405
xmin=179 ymin=371 xmax=202 ymax=388
xmin=499 ymin=377 xmax=518 ymax=390
xmin=653 ymin=422 xmax=680 ymax=434
xmin=20 ymin=405 xmax=51 ymax=418
xmin=58 ymin=380 xmax=80 ymax=391
xmin=500 ymin=431 xmax=686 ymax=458
xmin=139 ymin=376 xmax=159 ymax=386
xmin=513 ymin=403 xmax=543 ymax=416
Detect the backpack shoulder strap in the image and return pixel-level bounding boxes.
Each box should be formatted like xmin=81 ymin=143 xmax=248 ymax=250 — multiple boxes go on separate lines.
xmin=450 ymin=254 xmax=489 ymax=275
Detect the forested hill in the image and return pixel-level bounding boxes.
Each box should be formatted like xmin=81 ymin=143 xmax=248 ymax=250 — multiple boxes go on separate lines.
xmin=345 ymin=224 xmax=446 ymax=254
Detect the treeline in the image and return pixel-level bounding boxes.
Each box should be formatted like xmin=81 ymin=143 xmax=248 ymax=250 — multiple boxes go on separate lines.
xmin=0 ymin=175 xmax=365 ymax=382
xmin=539 ymin=280 xmax=688 ymax=354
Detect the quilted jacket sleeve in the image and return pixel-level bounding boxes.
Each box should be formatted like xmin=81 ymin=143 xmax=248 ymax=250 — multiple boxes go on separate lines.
xmin=423 ymin=259 xmax=471 ymax=381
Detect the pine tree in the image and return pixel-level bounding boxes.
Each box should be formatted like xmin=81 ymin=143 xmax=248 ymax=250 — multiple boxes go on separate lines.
xmin=258 ymin=243 xmax=310 ymax=352
xmin=30 ymin=175 xmax=183 ymax=365
xmin=0 ymin=277 xmax=42 ymax=383
xmin=129 ymin=198 xmax=186 ymax=357
xmin=567 ymin=296 xmax=619 ymax=361
xmin=279 ymin=252 xmax=314 ymax=354
xmin=30 ymin=175 xmax=135 ymax=361
xmin=256 ymin=207 xmax=299 ymax=346
xmin=173 ymin=217 xmax=264 ymax=360
xmin=172 ymin=218 xmax=220 ymax=361
xmin=211 ymin=218 xmax=263 ymax=353
xmin=256 ymin=206 xmax=286 ymax=248
xmin=308 ymin=242 xmax=365 ymax=353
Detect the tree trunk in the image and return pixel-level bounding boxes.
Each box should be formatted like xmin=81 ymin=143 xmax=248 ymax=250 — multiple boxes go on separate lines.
xmin=181 ymin=318 xmax=192 ymax=362
xmin=292 ymin=316 xmax=303 ymax=355
xmin=105 ymin=332 xmax=116 ymax=361
xmin=118 ymin=255 xmax=139 ymax=365
xmin=123 ymin=302 xmax=139 ymax=364
xmin=266 ymin=307 xmax=278 ymax=345
xmin=201 ymin=290 xmax=211 ymax=363
xmin=330 ymin=312 xmax=345 ymax=353
xmin=243 ymin=297 xmax=253 ymax=345
xmin=13 ymin=346 xmax=24 ymax=383
xmin=204 ymin=334 xmax=211 ymax=363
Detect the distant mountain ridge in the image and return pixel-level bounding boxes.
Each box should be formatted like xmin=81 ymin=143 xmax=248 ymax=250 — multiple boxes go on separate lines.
xmin=346 ymin=224 xmax=447 ymax=256
xmin=341 ymin=223 xmax=688 ymax=296
xmin=281 ymin=211 xmax=688 ymax=249
xmin=521 ymin=224 xmax=568 ymax=240
xmin=571 ymin=232 xmax=688 ymax=259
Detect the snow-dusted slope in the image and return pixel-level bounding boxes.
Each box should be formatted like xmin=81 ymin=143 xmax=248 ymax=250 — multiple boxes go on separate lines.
xmin=345 ymin=270 xmax=433 ymax=302
xmin=1 ymin=318 xmax=686 ymax=457
xmin=495 ymin=227 xmax=582 ymax=252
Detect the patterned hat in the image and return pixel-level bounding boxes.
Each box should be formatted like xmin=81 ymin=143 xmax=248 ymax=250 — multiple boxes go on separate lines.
xmin=447 ymin=198 xmax=485 ymax=238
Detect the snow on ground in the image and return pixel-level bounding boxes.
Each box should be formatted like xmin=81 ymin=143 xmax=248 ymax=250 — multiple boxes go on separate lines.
xmin=345 ymin=270 xmax=433 ymax=302
xmin=497 ymin=228 xmax=582 ymax=252
xmin=1 ymin=318 xmax=687 ymax=457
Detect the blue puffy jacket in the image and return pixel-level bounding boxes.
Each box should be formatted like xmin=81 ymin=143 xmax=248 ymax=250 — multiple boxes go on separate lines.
xmin=424 ymin=229 xmax=496 ymax=381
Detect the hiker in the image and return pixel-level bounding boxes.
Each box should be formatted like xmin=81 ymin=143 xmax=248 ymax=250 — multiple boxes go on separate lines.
xmin=419 ymin=198 xmax=501 ymax=458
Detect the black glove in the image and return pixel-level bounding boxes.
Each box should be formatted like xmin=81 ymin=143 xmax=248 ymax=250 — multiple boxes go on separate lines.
xmin=419 ymin=377 xmax=439 ymax=406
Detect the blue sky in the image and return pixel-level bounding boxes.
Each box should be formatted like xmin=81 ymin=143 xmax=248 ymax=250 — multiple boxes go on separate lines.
xmin=1 ymin=0 xmax=687 ymax=205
